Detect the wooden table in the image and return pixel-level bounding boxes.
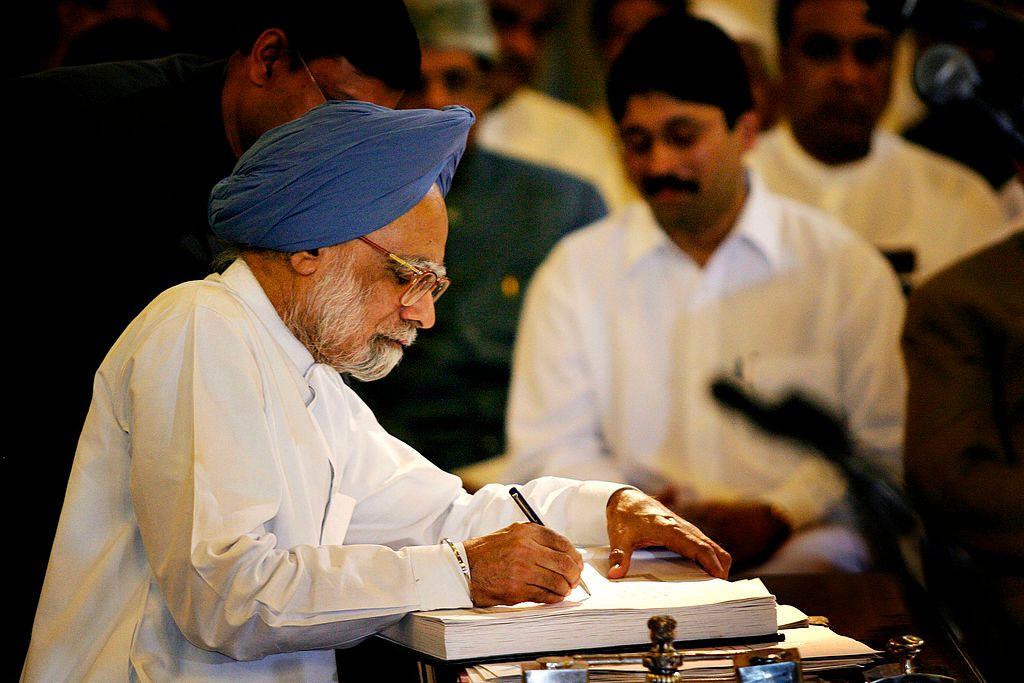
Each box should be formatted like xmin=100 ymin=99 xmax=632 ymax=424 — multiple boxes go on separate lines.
xmin=763 ymin=572 xmax=984 ymax=682
xmin=336 ymin=572 xmax=986 ymax=682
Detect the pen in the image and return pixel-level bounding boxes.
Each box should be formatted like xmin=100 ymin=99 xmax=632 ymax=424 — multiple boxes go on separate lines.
xmin=508 ymin=487 xmax=591 ymax=596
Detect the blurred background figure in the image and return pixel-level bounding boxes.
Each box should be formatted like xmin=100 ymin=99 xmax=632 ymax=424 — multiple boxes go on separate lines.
xmin=688 ymin=0 xmax=781 ymax=131
xmin=903 ymin=224 xmax=1023 ymax=682
xmin=506 ymin=15 xmax=905 ymax=574
xmin=473 ymin=0 xmax=630 ymax=208
xmin=903 ymin=0 xmax=1024 ymax=225
xmin=746 ymin=0 xmax=1006 ymax=290
xmin=12 ymin=0 xmax=172 ymax=73
xmin=354 ymin=0 xmax=607 ymax=474
xmin=896 ymin=3 xmax=1024 ymax=680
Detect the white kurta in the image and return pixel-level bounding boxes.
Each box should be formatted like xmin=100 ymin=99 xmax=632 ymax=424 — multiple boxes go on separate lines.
xmin=746 ymin=126 xmax=1006 ymax=284
xmin=23 ymin=261 xmax=621 ymax=682
xmin=477 ymin=88 xmax=631 ymax=210
xmin=506 ymin=174 xmax=905 ymax=531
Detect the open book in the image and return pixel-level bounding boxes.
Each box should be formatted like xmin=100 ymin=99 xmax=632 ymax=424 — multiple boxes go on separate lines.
xmin=380 ymin=547 xmax=778 ymax=662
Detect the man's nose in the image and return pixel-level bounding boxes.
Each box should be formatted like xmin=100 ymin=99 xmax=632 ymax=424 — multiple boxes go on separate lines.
xmin=401 ymin=293 xmax=437 ymax=330
xmin=504 ymin=27 xmax=541 ymax=64
xmin=648 ymin=139 xmax=681 ymax=176
xmin=424 ymin=78 xmax=451 ymax=110
xmin=834 ymin=49 xmax=866 ymax=86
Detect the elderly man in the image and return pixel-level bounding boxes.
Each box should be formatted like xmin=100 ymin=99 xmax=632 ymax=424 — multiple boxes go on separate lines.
xmin=746 ymin=0 xmax=1004 ymax=286
xmin=22 ymin=101 xmax=729 ymax=681
xmin=6 ymin=4 xmax=420 ymax=669
xmin=506 ymin=16 xmax=905 ymax=573
xmin=354 ymin=0 xmax=606 ymax=471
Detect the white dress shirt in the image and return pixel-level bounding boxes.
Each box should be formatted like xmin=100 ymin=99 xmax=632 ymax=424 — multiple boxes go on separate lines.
xmin=506 ymin=174 xmax=905 ymax=531
xmin=23 ymin=260 xmax=621 ymax=682
xmin=477 ymin=88 xmax=631 ymax=210
xmin=746 ymin=126 xmax=1006 ymax=284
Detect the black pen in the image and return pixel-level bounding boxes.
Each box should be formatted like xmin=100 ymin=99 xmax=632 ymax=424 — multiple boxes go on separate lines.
xmin=508 ymin=487 xmax=591 ymax=596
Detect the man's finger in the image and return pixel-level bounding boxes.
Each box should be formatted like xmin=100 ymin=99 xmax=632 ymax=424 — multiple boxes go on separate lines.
xmin=525 ymin=565 xmax=574 ymax=597
xmin=524 ymin=584 xmax=570 ymax=604
xmin=664 ymin=530 xmax=730 ymax=579
xmin=532 ymin=546 xmax=583 ymax=585
xmin=607 ymin=545 xmax=633 ymax=579
xmin=529 ymin=525 xmax=581 ymax=559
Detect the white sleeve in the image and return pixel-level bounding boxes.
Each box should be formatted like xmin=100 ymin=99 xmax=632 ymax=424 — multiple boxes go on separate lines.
xmin=127 ymin=306 xmax=623 ymax=661
xmin=755 ymin=243 xmax=906 ymax=528
xmin=126 ymin=307 xmax=453 ymax=660
xmin=504 ymin=245 xmax=631 ymax=485
xmin=837 ymin=245 xmax=907 ymax=484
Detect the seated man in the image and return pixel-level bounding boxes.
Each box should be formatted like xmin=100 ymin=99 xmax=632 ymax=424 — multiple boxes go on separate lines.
xmin=506 ymin=16 xmax=905 ymax=573
xmin=746 ymin=0 xmax=1004 ymax=286
xmin=22 ymin=101 xmax=729 ymax=681
xmin=903 ymin=227 xmax=1024 ymax=681
xmin=354 ymin=0 xmax=607 ymax=471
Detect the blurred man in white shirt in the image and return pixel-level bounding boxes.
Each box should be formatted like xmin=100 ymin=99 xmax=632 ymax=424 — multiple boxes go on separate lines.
xmin=507 ymin=15 xmax=905 ymax=574
xmin=747 ymin=0 xmax=1005 ymax=286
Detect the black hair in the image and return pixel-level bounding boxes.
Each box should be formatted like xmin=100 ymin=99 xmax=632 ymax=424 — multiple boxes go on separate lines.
xmin=232 ymin=0 xmax=421 ymax=91
xmin=607 ymin=14 xmax=754 ymax=127
xmin=775 ymin=0 xmax=893 ymax=48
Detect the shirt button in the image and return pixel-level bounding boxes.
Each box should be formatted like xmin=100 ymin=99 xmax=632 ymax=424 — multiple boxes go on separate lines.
xmin=501 ymin=275 xmax=520 ymax=299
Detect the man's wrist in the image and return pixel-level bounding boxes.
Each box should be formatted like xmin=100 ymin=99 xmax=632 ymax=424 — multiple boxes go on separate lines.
xmin=607 ymin=486 xmax=640 ymax=511
xmin=407 ymin=544 xmax=473 ymax=611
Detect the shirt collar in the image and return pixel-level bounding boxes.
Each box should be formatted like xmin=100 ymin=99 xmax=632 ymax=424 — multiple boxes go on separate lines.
xmin=219 ymin=259 xmax=316 ymax=375
xmin=774 ymin=123 xmax=891 ymax=182
xmin=624 ymin=170 xmax=783 ymax=271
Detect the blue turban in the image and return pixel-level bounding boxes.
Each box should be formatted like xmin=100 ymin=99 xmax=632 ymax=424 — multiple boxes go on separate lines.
xmin=208 ymin=100 xmax=475 ymax=251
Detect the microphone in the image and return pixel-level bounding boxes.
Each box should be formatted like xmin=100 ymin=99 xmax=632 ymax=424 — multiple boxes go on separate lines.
xmin=913 ymin=43 xmax=981 ymax=106
xmin=710 ymin=377 xmax=917 ymax=535
xmin=914 ymin=43 xmax=1024 ymax=156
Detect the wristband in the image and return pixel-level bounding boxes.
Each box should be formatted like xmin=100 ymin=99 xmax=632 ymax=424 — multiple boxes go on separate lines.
xmin=442 ymin=538 xmax=471 ymax=589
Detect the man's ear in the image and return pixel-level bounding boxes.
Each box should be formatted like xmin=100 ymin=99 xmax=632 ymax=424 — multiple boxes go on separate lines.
xmin=246 ymin=28 xmax=292 ymax=86
xmin=289 ymin=248 xmax=321 ymax=276
xmin=735 ymin=110 xmax=760 ymax=154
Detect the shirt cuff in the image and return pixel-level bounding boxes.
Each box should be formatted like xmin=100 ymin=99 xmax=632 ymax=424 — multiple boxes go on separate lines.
xmin=407 ymin=543 xmax=473 ymax=611
xmin=566 ymin=481 xmax=636 ymax=546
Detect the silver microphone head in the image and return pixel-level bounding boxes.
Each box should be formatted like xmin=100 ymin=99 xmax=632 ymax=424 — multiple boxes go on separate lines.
xmin=913 ymin=43 xmax=982 ymax=106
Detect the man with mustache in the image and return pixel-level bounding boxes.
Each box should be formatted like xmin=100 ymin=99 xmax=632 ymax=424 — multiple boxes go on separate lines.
xmin=22 ymin=101 xmax=730 ymax=681
xmin=746 ymin=0 xmax=1005 ymax=286
xmin=506 ymin=15 xmax=905 ymax=574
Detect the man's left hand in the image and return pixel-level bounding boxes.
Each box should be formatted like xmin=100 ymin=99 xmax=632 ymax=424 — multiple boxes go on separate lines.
xmin=606 ymin=488 xmax=732 ymax=579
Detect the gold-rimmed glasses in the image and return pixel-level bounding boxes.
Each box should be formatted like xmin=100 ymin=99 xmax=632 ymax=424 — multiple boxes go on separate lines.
xmin=358 ymin=235 xmax=450 ymax=307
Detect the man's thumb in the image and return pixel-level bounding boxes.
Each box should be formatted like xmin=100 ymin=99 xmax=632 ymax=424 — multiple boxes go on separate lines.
xmin=607 ymin=545 xmax=632 ymax=579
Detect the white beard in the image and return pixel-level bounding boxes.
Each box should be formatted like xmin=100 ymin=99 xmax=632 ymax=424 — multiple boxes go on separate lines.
xmin=281 ymin=253 xmax=417 ymax=382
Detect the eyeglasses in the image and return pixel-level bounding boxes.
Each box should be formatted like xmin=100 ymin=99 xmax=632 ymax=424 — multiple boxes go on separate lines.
xmin=298 ymin=52 xmax=329 ymax=104
xmin=358 ymin=235 xmax=450 ymax=307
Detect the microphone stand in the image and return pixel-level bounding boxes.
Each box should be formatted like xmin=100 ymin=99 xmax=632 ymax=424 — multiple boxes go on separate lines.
xmin=709 ymin=377 xmax=987 ymax=681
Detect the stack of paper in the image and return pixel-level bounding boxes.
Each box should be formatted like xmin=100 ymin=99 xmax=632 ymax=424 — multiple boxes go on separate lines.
xmin=381 ymin=548 xmax=778 ymax=661
xmin=464 ymin=624 xmax=881 ymax=682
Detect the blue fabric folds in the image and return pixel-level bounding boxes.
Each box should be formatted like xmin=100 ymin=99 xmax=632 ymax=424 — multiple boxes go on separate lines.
xmin=209 ymin=100 xmax=474 ymax=251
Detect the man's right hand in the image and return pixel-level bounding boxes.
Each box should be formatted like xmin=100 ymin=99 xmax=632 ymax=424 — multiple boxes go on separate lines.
xmin=462 ymin=522 xmax=584 ymax=607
